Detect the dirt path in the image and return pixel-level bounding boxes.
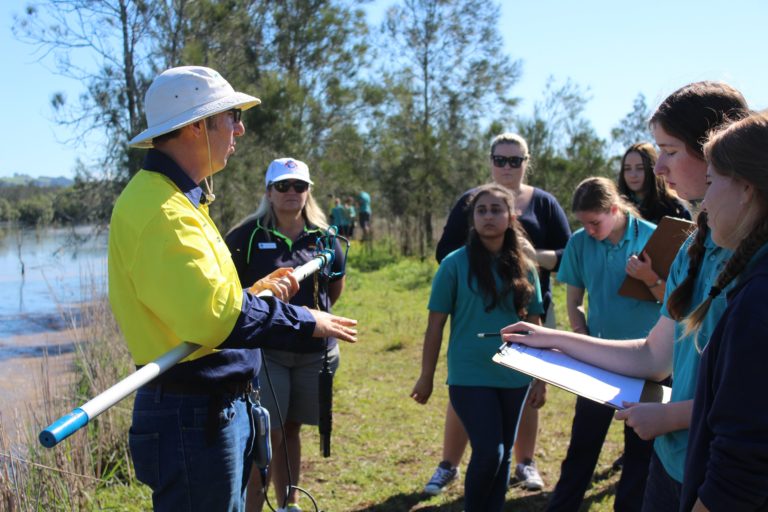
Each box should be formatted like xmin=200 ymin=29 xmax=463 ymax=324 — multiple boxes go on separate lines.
xmin=0 ymin=329 xmax=77 ymax=445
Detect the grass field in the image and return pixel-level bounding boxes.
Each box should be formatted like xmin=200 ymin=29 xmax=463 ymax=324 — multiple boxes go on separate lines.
xmin=92 ymin=246 xmax=627 ymax=511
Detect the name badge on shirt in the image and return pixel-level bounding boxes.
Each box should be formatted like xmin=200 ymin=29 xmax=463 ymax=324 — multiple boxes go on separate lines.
xmin=258 ymin=242 xmax=277 ymax=249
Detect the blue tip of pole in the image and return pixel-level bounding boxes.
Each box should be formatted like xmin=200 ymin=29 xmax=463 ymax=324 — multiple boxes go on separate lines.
xmin=39 ymin=408 xmax=89 ymax=448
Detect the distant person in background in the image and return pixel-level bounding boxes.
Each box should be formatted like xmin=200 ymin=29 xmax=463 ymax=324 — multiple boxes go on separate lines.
xmin=411 ymin=184 xmax=545 ymax=512
xmin=618 ymin=142 xmax=691 ymax=225
xmin=357 ymin=190 xmax=372 ymax=241
xmin=329 ymin=197 xmax=350 ymax=235
xmin=344 ymin=196 xmax=357 ymax=239
xmin=226 ymin=158 xmax=346 ymax=512
xmin=423 ymin=132 xmax=571 ymax=496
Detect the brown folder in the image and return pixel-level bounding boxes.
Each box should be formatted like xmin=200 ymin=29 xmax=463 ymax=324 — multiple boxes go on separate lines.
xmin=618 ymin=216 xmax=696 ymax=301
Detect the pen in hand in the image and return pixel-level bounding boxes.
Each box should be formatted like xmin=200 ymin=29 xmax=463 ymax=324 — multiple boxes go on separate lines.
xmin=477 ymin=330 xmax=534 ymax=338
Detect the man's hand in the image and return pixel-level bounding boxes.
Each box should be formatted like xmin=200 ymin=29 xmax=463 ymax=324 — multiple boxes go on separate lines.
xmin=248 ymin=267 xmax=299 ymax=301
xmin=308 ymin=308 xmax=358 ymax=343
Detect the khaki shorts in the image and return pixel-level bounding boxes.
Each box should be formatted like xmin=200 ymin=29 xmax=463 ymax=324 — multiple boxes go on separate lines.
xmin=257 ymin=345 xmax=340 ymax=428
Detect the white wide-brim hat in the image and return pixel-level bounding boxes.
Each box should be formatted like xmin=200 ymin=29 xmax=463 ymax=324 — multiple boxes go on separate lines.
xmin=265 ymin=158 xmax=314 ymax=186
xmin=128 ymin=66 xmax=261 ymax=149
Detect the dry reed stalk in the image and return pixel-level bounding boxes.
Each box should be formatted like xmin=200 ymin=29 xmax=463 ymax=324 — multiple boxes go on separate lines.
xmin=7 ymin=273 xmax=134 ymax=509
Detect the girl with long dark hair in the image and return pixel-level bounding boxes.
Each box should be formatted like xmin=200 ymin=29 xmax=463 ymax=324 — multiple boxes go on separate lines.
xmin=618 ymin=142 xmax=691 ymax=225
xmin=411 ymin=184 xmax=545 ymax=511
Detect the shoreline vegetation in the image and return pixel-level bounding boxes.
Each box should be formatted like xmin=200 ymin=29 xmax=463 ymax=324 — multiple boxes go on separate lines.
xmin=0 ymin=181 xmax=108 ymax=228
xmin=1 ymin=278 xmax=135 ymax=511
xmin=0 ymin=240 xmax=626 ymax=511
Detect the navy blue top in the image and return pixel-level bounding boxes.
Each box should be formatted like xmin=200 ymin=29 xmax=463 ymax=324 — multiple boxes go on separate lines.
xmin=626 ymin=192 xmax=691 ymax=225
xmin=141 ymin=149 xmax=317 ymax=385
xmin=681 ymin=243 xmax=768 ymax=511
xmin=225 ymin=218 xmax=345 ymax=353
xmin=435 ymin=187 xmax=571 ymax=314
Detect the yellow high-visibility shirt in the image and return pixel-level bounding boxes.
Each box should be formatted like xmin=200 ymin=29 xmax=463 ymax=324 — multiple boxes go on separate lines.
xmin=108 ymin=169 xmax=243 ymax=365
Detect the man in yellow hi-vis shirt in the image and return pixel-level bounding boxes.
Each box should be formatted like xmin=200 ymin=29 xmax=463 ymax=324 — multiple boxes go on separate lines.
xmin=109 ymin=66 xmax=357 ymax=512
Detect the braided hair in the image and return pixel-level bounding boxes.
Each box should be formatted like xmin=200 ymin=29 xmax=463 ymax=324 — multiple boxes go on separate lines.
xmin=466 ymin=184 xmax=536 ymax=317
xmin=651 ymin=81 xmax=749 ymax=321
xmin=684 ymin=112 xmax=768 ymax=336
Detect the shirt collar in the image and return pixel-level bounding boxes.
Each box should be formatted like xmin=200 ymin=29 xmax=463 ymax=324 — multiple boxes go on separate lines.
xmin=621 ymin=214 xmax=636 ymax=245
xmin=255 ymin=218 xmax=321 ymax=238
xmin=142 ymin=149 xmax=205 ymax=208
xmin=247 ymin=219 xmax=321 ymax=261
xmin=600 ymin=213 xmax=635 ymax=249
xmin=703 ymin=228 xmax=718 ymax=250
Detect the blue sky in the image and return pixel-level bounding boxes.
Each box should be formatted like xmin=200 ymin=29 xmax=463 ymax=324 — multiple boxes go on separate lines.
xmin=2 ymin=0 xmax=767 ymax=178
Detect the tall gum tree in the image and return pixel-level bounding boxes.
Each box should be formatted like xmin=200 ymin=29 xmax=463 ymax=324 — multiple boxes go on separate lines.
xmin=374 ymin=0 xmax=520 ymax=256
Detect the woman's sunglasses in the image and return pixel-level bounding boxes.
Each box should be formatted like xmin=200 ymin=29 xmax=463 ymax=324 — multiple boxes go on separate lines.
xmin=271 ymin=180 xmax=309 ymax=193
xmin=491 ymin=155 xmax=527 ymax=168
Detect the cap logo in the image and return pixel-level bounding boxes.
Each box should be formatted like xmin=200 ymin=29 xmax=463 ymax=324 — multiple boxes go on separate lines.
xmin=285 ymin=160 xmax=298 ymax=169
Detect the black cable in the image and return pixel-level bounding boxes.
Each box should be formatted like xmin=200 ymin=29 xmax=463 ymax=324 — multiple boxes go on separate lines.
xmin=259 ymin=351 xmax=291 ymax=512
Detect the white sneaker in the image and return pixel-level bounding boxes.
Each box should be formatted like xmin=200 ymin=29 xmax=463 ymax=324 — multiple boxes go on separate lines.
xmin=514 ymin=461 xmax=544 ymax=491
xmin=423 ymin=461 xmax=460 ymax=495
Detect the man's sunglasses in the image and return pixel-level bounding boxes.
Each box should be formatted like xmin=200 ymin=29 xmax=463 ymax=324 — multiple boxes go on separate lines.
xmin=271 ymin=180 xmax=309 ymax=193
xmin=491 ymin=155 xmax=527 ymax=168
xmin=229 ymin=108 xmax=242 ymax=123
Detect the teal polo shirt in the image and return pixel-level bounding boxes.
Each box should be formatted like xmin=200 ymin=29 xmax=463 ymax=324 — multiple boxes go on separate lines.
xmin=557 ymin=215 xmax=660 ymax=339
xmin=654 ymin=230 xmax=732 ymax=483
xmin=358 ymin=191 xmax=371 ymax=214
xmin=428 ymin=247 xmax=544 ymax=388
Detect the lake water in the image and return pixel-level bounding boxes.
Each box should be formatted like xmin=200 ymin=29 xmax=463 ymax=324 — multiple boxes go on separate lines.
xmin=0 ymin=224 xmax=107 ymax=343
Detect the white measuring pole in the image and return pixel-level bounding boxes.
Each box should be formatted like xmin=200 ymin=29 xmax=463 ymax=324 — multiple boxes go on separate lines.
xmin=39 ymin=252 xmax=332 ymax=448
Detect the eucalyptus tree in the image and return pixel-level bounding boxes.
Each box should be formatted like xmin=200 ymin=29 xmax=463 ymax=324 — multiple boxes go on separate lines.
xmin=14 ymin=0 xmax=373 ymax=231
xmin=610 ymin=92 xmax=653 ymax=154
xmin=208 ymin=0 xmax=373 ymax=230
xmin=12 ymin=0 xmax=183 ymax=180
xmin=373 ymin=0 xmax=520 ymax=255
xmin=516 ymin=77 xmax=611 ymax=220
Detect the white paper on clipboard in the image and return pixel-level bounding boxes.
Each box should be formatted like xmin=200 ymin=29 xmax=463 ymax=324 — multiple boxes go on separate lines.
xmin=492 ymin=343 xmax=671 ymax=409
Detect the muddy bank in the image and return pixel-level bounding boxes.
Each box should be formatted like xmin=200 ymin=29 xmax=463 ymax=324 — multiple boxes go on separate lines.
xmin=0 ymin=329 xmax=77 ymax=445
